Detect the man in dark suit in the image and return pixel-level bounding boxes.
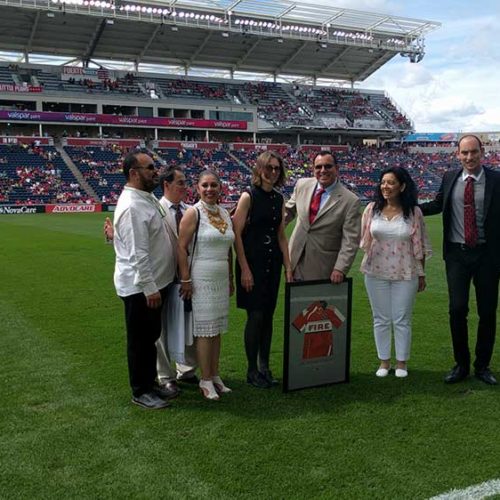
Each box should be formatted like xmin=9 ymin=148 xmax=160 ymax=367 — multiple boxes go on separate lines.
xmin=420 ymin=135 xmax=500 ymax=385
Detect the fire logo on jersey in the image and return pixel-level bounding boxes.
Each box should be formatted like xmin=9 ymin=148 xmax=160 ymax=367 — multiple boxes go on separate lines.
xmin=292 ymin=300 xmax=345 ymax=361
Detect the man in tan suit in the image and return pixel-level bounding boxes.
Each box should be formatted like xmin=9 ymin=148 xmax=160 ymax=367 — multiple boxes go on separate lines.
xmin=285 ymin=151 xmax=361 ymax=282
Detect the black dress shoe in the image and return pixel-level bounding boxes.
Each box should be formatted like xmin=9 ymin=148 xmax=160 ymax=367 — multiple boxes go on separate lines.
xmin=261 ymin=369 xmax=279 ymax=386
xmin=177 ymin=374 xmax=199 ymax=385
xmin=444 ymin=365 xmax=469 ymax=384
xmin=154 ymin=382 xmax=179 ymax=399
xmin=132 ymin=392 xmax=171 ymax=409
xmin=247 ymin=371 xmax=271 ymax=389
xmin=474 ymin=368 xmax=498 ymax=385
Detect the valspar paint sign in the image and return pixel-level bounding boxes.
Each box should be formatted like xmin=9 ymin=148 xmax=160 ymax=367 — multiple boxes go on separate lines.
xmin=0 ymin=205 xmax=44 ymax=214
xmin=45 ymin=204 xmax=102 ymax=214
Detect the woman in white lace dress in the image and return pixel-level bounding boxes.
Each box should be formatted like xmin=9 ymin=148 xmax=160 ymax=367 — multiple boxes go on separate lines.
xmin=178 ymin=170 xmax=235 ymax=401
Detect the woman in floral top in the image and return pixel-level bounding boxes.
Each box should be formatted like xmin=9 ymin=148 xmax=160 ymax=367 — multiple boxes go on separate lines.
xmin=360 ymin=167 xmax=431 ymax=378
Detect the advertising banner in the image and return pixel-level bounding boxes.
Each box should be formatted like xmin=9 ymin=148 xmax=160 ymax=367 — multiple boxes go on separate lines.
xmin=0 ymin=110 xmax=248 ymax=130
xmin=283 ymin=279 xmax=352 ymax=392
xmin=403 ymin=133 xmax=458 ymax=142
xmin=0 ymin=84 xmax=42 ymax=93
xmin=64 ymin=138 xmax=143 ymax=148
xmin=0 ymin=205 xmax=45 ymax=214
xmin=45 ymin=204 xmax=102 ymax=214
xmin=156 ymin=141 xmax=222 ymax=150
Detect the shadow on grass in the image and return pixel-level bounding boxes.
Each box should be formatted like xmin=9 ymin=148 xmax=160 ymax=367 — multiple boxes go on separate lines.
xmin=163 ymin=368 xmax=497 ymax=420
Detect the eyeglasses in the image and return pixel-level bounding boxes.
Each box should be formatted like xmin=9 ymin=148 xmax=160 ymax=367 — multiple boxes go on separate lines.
xmin=314 ymin=164 xmax=335 ymax=170
xmin=264 ymin=165 xmax=281 ymax=173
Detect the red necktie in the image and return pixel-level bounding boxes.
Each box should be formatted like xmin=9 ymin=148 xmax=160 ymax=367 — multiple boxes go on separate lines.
xmin=464 ymin=177 xmax=478 ymax=247
xmin=309 ymin=188 xmax=325 ymax=225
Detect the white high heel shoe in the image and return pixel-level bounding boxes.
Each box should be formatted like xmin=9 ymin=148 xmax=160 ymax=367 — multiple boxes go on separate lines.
xmin=199 ymin=379 xmax=220 ymax=401
xmin=212 ymin=375 xmax=232 ymax=394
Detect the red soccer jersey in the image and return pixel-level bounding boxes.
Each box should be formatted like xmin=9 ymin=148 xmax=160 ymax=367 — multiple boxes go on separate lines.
xmin=292 ymin=301 xmax=345 ymax=360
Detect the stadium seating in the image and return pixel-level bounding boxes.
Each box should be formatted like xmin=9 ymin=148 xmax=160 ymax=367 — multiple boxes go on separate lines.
xmin=0 ymin=143 xmax=89 ymax=204
xmin=0 ymin=63 xmax=412 ymax=132
xmin=2 ymin=140 xmax=500 ymax=205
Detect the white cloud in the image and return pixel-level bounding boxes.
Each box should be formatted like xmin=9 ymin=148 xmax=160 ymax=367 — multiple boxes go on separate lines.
xmin=287 ymin=1 xmax=500 ymax=132
xmin=394 ymin=64 xmax=435 ymax=89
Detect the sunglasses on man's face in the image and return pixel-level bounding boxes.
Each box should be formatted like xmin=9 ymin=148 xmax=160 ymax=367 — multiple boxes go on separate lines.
xmin=314 ymin=163 xmax=335 ymax=170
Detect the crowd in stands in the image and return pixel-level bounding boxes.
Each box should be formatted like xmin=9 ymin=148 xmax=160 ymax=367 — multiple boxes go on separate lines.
xmin=160 ymin=79 xmax=227 ymax=100
xmin=2 ymin=141 xmax=500 ymax=206
xmin=64 ymin=73 xmax=141 ymax=96
xmin=0 ymin=143 xmax=92 ymax=205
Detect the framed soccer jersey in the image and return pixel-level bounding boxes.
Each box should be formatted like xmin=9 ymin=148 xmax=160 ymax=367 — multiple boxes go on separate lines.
xmin=283 ymin=279 xmax=352 ymax=392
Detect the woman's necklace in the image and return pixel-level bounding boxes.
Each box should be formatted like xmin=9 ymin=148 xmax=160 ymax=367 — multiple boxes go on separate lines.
xmin=201 ymin=201 xmax=228 ymax=234
xmin=382 ymin=204 xmax=402 ymax=221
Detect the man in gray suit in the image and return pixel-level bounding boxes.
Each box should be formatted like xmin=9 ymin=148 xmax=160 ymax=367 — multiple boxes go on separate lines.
xmin=285 ymin=151 xmax=361 ymax=282
xmin=156 ymin=166 xmax=198 ymax=392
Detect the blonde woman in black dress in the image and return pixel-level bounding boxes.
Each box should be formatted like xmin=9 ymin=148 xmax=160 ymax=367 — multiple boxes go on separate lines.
xmin=233 ymin=151 xmax=293 ymax=388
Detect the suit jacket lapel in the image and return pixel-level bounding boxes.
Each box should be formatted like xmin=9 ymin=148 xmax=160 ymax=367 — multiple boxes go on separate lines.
xmin=443 ymin=170 xmax=461 ymax=208
xmin=314 ymin=182 xmax=341 ymax=223
xmin=161 ymin=197 xmax=178 ymax=237
xmin=302 ymin=179 xmax=318 ymax=226
xmin=483 ymin=168 xmax=494 ymax=218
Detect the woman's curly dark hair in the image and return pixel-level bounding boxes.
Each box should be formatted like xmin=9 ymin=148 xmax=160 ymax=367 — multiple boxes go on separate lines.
xmin=373 ymin=166 xmax=418 ymax=219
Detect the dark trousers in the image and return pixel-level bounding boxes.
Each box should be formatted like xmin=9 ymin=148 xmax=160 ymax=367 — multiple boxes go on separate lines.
xmin=244 ymin=309 xmax=274 ymax=374
xmin=121 ymin=286 xmax=168 ymax=397
xmin=445 ymin=244 xmax=499 ymax=371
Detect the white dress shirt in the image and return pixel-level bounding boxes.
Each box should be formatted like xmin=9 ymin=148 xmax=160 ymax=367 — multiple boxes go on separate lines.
xmin=113 ymin=186 xmax=175 ymax=297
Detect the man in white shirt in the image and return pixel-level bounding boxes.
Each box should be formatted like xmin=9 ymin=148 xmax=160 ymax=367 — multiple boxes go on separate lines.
xmin=113 ymin=151 xmax=176 ymax=409
xmin=107 ymin=165 xmax=199 ymax=396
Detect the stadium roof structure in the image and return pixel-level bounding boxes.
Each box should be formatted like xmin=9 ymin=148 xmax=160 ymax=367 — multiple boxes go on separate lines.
xmin=0 ymin=0 xmax=440 ymax=82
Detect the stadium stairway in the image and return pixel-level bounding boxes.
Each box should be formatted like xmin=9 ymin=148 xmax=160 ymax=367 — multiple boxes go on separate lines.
xmin=55 ymin=142 xmax=98 ymax=202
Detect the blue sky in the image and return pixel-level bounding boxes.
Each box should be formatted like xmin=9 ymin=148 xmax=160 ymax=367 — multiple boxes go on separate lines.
xmin=309 ymin=0 xmax=500 ymax=133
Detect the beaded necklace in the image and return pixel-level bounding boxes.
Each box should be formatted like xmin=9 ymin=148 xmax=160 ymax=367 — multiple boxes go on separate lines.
xmin=201 ymin=200 xmax=228 ymax=234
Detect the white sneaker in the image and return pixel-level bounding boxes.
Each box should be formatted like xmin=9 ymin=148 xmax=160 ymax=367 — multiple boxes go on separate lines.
xmin=395 ymin=368 xmax=408 ymax=378
xmin=376 ymin=366 xmax=390 ymax=377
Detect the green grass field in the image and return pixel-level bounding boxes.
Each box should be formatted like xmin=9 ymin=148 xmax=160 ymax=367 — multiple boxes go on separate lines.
xmin=0 ymin=213 xmax=499 ymax=499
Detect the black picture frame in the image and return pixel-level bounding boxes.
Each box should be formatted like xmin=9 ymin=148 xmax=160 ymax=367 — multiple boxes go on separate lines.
xmin=283 ymin=278 xmax=352 ymax=392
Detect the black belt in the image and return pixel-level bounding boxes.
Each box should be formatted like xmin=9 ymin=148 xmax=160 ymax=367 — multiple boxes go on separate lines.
xmin=260 ymin=234 xmax=277 ymax=245
xmin=448 ymin=242 xmax=485 ymax=251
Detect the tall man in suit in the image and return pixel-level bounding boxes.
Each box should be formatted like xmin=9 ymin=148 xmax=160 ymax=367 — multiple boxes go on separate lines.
xmin=420 ymin=135 xmax=500 ymax=385
xmin=285 ymin=151 xmax=361 ymax=283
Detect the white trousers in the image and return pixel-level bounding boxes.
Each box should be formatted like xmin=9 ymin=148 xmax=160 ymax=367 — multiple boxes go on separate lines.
xmin=156 ymin=284 xmax=197 ymax=382
xmin=364 ymin=274 xmax=418 ymax=361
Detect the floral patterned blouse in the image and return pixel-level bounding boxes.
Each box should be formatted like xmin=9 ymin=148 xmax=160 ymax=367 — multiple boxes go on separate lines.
xmin=360 ymin=202 xmax=432 ymax=280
